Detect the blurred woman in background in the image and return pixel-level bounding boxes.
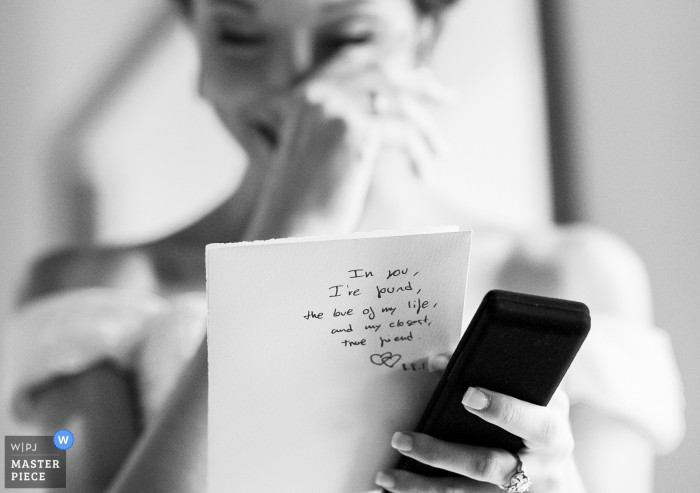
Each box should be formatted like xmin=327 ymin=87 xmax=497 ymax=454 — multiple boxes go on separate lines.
xmin=10 ymin=0 xmax=684 ymax=491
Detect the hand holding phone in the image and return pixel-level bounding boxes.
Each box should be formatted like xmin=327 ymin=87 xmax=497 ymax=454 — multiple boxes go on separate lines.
xmin=396 ymin=289 xmax=590 ymax=478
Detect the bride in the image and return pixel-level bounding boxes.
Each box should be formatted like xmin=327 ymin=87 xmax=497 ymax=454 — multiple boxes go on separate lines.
xmin=12 ymin=0 xmax=684 ymax=491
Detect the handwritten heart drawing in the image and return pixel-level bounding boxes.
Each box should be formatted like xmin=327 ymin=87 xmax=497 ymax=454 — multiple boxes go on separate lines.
xmin=370 ymin=352 xmax=402 ymax=368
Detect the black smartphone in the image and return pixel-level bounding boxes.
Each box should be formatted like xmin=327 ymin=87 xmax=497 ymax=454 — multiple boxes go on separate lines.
xmin=397 ymin=289 xmax=590 ymax=477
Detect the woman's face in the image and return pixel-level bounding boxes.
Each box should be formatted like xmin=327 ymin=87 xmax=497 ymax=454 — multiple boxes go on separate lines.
xmin=192 ymin=0 xmax=428 ymax=162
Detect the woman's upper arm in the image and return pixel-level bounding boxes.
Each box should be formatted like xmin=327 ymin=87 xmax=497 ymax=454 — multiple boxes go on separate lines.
xmin=553 ymin=225 xmax=684 ymax=490
xmin=105 ymin=339 xmax=208 ymax=493
xmin=571 ymin=404 xmax=655 ymax=493
xmin=12 ymin=247 xmax=160 ymax=490
xmin=27 ymin=363 xmax=141 ymax=492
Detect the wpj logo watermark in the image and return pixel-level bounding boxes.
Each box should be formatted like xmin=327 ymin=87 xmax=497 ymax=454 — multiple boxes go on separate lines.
xmin=4 ymin=430 xmax=73 ymax=489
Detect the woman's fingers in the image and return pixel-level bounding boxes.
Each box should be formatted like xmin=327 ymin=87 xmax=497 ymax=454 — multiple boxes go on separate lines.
xmin=427 ymin=353 xmax=451 ymax=373
xmin=394 ymin=95 xmax=452 ymax=172
xmin=376 ymin=469 xmax=495 ymax=493
xmin=387 ymin=432 xmax=519 ymax=487
xmin=314 ymin=56 xmax=457 ymax=106
xmin=377 ymin=389 xmax=578 ymax=492
xmin=368 ymin=96 xmax=449 ymax=176
xmin=296 ymin=60 xmax=453 ymax=185
xmin=461 ymin=387 xmax=574 ymax=452
xmin=306 ymin=62 xmax=454 ymax=119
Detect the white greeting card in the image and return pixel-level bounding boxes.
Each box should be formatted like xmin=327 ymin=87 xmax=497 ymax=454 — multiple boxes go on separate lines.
xmin=207 ymin=227 xmax=471 ymax=492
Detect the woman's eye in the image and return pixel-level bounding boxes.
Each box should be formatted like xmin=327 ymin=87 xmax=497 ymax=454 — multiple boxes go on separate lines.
xmin=316 ymin=32 xmax=375 ymax=61
xmin=217 ymin=29 xmax=266 ymax=47
xmin=327 ymin=32 xmax=375 ymax=48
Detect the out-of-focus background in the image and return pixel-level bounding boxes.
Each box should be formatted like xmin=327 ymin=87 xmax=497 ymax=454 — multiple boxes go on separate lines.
xmin=0 ymin=0 xmax=698 ymax=491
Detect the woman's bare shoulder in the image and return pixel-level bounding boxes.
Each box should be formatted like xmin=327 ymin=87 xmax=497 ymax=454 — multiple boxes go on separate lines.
xmin=555 ymin=224 xmax=653 ymax=322
xmin=20 ymin=245 xmax=158 ymax=304
xmin=493 ymin=224 xmax=653 ymax=322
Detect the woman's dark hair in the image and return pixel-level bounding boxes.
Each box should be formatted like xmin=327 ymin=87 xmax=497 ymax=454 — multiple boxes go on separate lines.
xmin=171 ymin=0 xmax=460 ymax=19
xmin=413 ymin=0 xmax=461 ymax=17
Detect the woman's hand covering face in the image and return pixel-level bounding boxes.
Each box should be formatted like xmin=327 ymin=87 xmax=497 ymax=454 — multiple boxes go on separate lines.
xmin=242 ymin=46 xmax=455 ymax=239
xmin=193 ymin=0 xmax=454 ymax=239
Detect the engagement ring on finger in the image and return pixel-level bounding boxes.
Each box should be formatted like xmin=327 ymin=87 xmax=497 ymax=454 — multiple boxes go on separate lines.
xmin=499 ymin=455 xmax=532 ymax=493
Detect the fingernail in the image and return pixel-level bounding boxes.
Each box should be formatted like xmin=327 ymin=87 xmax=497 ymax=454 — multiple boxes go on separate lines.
xmin=375 ymin=471 xmax=396 ymax=488
xmin=462 ymin=387 xmax=490 ymax=411
xmin=428 ymin=354 xmax=450 ymax=372
xmin=391 ymin=432 xmax=413 ymax=452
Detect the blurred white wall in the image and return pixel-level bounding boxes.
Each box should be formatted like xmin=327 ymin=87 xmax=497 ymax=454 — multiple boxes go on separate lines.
xmin=556 ymin=1 xmax=700 ymax=491
xmin=430 ymin=0 xmax=553 ymax=230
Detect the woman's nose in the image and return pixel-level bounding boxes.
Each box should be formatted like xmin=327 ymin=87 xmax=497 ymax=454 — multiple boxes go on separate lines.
xmin=266 ymin=31 xmax=315 ymax=89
